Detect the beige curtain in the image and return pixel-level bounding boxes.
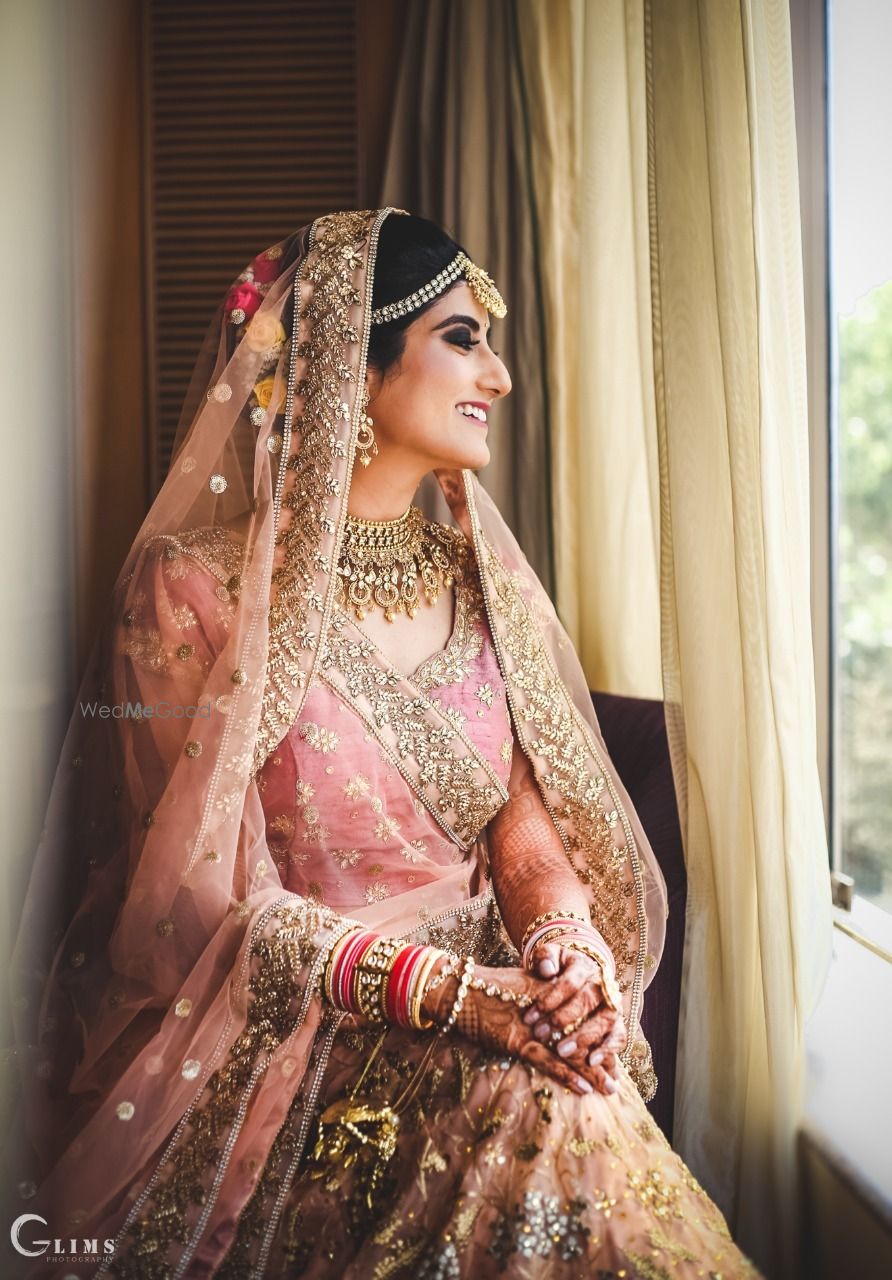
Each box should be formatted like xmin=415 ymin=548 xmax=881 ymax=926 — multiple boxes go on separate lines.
xmin=645 ymin=1 xmax=833 ymax=1273
xmin=511 ymin=0 xmax=664 ymax=699
xmin=515 ymin=0 xmax=833 ymax=1274
xmin=381 ymin=0 xmax=662 ymax=697
xmin=378 ymin=0 xmax=557 ymax=598
xmin=383 ymin=1 xmax=832 ymax=1271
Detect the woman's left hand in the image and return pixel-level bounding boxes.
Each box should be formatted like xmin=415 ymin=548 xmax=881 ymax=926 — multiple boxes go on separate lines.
xmin=523 ymin=942 xmax=626 ymax=1083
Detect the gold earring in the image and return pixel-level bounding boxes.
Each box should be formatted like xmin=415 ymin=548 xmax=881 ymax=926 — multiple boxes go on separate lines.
xmin=356 ymin=387 xmax=378 ymax=468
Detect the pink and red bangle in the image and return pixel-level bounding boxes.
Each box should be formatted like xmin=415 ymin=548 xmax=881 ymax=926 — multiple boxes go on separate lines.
xmin=384 ymin=943 xmax=425 ymax=1026
xmin=522 ymin=918 xmax=616 ymax=980
xmin=324 ymin=928 xmax=446 ymax=1029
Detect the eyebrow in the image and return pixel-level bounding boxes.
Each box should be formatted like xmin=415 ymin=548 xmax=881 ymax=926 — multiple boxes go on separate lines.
xmin=431 ymin=313 xmax=491 ymax=334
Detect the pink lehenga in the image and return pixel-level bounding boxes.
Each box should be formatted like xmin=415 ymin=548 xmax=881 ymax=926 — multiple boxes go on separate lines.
xmin=4 ymin=209 xmax=760 ymax=1278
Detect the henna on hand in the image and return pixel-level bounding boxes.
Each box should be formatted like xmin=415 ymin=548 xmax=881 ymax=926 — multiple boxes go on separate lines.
xmin=425 ymin=962 xmax=614 ymax=1097
xmin=487 ymin=747 xmax=593 ymax=958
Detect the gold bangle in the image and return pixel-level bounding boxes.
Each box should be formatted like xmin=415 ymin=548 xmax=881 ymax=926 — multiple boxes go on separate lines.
xmin=356 ymin=936 xmax=402 ymax=1022
xmin=323 ymin=922 xmax=363 ymax=1005
xmin=424 ymin=951 xmax=459 ymax=993
xmin=520 ymin=909 xmax=589 ymax=956
xmin=409 ymin=949 xmax=443 ymax=1030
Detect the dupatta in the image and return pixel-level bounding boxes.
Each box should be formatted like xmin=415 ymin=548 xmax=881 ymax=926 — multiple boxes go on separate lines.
xmin=5 ymin=208 xmax=666 ymax=1276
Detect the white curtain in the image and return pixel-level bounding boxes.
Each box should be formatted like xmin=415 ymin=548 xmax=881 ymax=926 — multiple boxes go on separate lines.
xmin=512 ymin=0 xmax=664 ymax=698
xmin=514 ymin=1 xmax=833 ymax=1275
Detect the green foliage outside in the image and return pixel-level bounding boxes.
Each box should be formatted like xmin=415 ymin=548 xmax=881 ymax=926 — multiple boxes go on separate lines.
xmin=838 ymin=279 xmax=892 ymax=909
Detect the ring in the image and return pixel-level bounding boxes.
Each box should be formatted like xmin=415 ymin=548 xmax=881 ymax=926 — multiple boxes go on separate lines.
xmin=562 ymin=1017 xmax=582 ymax=1037
xmin=550 ymin=1030 xmax=562 ymax=1043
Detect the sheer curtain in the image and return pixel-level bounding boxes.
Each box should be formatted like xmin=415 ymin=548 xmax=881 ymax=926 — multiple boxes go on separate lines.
xmin=378 ymin=0 xmax=557 ymax=598
xmin=382 ymin=1 xmax=832 ymax=1274
xmin=510 ymin=0 xmax=664 ymax=699
xmin=642 ymin=1 xmax=832 ymax=1273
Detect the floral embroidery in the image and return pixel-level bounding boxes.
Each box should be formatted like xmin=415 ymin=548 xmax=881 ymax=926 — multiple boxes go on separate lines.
xmin=295 ymin=779 xmax=315 ymax=804
xmin=374 ymin=816 xmax=400 ymax=841
xmin=343 ymin=773 xmax=370 ymax=799
xmin=331 ymin=848 xmax=362 ymax=869
xmin=475 ymin=682 xmax=494 ymax=708
xmin=123 ymin=628 xmax=168 ymax=674
xmin=171 ymin=604 xmax=198 ymax=630
xmin=627 ymin=1166 xmax=684 ymax=1220
xmin=402 ymin=839 xmax=428 ymax=863
xmin=298 ymin=722 xmax=340 ymax=754
xmin=365 ymin=880 xmax=390 ymax=904
xmin=488 ymin=1191 xmax=589 ymax=1265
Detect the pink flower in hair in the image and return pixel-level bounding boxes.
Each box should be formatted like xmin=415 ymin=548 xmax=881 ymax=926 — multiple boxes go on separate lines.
xmin=225 ymin=282 xmax=262 ymax=322
xmin=251 ymin=250 xmax=281 ymax=284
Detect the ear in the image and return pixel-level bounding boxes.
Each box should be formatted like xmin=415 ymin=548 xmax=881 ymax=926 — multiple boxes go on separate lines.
xmin=365 ymin=366 xmax=384 ymax=402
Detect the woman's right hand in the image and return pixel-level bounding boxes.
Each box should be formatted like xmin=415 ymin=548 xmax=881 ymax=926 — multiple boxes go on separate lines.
xmin=421 ymin=960 xmax=616 ymax=1097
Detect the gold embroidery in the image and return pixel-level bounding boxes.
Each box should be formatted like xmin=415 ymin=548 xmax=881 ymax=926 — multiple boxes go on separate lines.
xmin=111 ymin=899 xmax=344 ymax=1277
xmin=410 ymin=567 xmax=484 ymax=691
xmin=464 ymin=474 xmax=653 ymax=1100
xmin=251 ymin=210 xmax=386 ymax=778
xmin=627 ymin=1166 xmax=684 ymax=1220
xmin=145 ymin=526 xmax=247 ymax=596
xmin=319 ymin=616 xmax=507 ymax=849
xmin=412 ymin=893 xmax=502 ymax=964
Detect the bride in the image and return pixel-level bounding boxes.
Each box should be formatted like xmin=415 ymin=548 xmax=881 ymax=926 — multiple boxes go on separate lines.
xmin=6 ymin=208 xmax=760 ymax=1278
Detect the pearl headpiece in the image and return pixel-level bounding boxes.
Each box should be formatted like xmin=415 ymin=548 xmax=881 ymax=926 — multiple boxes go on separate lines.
xmin=370 ymin=250 xmax=507 ymax=325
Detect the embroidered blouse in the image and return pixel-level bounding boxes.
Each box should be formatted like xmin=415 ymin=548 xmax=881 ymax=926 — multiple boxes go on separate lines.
xmin=255 ymin=568 xmax=513 ymax=912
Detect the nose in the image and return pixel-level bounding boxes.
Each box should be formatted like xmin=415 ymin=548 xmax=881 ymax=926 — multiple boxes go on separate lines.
xmin=481 ymin=348 xmax=512 ymax=401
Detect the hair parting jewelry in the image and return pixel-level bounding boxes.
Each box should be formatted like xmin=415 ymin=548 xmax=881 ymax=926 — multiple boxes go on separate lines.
xmin=369 ymin=250 xmax=507 ymax=326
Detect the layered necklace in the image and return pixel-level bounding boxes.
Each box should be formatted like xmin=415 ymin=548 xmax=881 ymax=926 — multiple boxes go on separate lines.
xmin=335 ymin=504 xmax=470 ymax=622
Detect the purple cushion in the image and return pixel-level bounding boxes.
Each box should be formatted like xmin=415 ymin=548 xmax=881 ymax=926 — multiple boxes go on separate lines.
xmin=591 ymin=691 xmax=686 ymax=1141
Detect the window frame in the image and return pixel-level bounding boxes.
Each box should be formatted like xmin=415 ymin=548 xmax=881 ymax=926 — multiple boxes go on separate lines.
xmin=792 ymin=0 xmax=892 ymax=957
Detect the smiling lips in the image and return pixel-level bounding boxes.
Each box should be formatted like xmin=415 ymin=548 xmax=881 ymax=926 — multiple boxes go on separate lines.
xmin=456 ymin=401 xmax=489 ymax=425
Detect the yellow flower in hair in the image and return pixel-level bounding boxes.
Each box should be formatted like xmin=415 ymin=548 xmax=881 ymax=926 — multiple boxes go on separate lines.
xmin=253 ymin=376 xmax=284 ymax=412
xmin=244 ymin=312 xmax=286 ymax=353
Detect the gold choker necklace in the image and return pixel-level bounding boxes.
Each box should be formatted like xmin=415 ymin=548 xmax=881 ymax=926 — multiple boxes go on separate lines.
xmin=336 ymin=505 xmax=468 ymax=622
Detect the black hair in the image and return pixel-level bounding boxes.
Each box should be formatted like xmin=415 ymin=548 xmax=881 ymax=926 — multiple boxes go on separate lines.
xmin=367 ymin=214 xmax=467 ymax=376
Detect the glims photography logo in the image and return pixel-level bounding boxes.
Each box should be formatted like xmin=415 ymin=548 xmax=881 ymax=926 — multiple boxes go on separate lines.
xmin=10 ymin=1213 xmax=115 ymax=1262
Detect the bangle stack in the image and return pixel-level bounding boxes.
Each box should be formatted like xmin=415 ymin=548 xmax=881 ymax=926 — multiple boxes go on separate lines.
xmin=520 ymin=909 xmax=622 ymax=1013
xmin=520 ymin=910 xmax=590 ymax=968
xmin=323 ymin=927 xmax=451 ymax=1030
xmin=324 ymin=931 xmax=540 ymax=1038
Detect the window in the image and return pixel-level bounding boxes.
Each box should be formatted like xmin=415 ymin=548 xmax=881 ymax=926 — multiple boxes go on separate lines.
xmin=828 ymin=1 xmax=892 ymax=919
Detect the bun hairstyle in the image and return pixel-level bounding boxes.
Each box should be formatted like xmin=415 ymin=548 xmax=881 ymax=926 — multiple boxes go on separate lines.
xmin=367 ymin=214 xmax=466 ymax=375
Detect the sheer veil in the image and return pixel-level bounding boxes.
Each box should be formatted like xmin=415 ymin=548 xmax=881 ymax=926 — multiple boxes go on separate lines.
xmin=4 ymin=208 xmax=666 ymax=1271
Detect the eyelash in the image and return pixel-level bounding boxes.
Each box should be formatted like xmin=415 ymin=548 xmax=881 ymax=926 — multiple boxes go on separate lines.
xmin=446 ymin=332 xmax=500 ymax=356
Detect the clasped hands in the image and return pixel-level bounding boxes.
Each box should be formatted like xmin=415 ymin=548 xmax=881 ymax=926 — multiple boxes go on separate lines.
xmin=422 ymin=942 xmax=626 ymax=1098
xmin=519 ymin=940 xmax=627 ymax=1096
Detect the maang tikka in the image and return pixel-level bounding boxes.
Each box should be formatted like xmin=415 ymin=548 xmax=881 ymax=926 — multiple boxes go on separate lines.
xmin=356 ymin=386 xmax=378 ymax=467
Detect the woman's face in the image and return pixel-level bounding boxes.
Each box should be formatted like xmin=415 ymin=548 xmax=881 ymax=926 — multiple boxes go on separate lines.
xmin=364 ymin=282 xmax=512 ymax=474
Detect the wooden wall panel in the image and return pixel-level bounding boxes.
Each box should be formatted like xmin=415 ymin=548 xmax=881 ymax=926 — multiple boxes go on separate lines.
xmin=143 ymin=0 xmax=360 ymax=487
